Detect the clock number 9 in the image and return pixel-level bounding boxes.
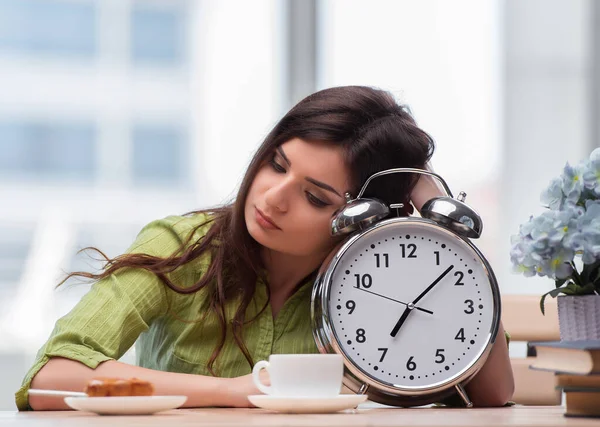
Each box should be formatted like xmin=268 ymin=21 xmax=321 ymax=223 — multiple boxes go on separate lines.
xmin=406 ymin=356 xmax=416 ymax=371
xmin=346 ymin=300 xmax=356 ymax=315
xmin=354 ymin=274 xmax=372 ymax=289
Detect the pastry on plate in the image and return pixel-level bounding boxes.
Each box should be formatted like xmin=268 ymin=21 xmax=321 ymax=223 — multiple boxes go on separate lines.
xmin=84 ymin=377 xmax=154 ymax=397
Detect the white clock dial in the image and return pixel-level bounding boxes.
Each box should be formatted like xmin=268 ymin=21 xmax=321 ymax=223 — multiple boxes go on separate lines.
xmin=327 ymin=219 xmax=497 ymax=389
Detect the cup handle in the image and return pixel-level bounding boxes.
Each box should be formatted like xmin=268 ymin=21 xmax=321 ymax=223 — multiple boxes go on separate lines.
xmin=252 ymin=360 xmax=272 ymax=395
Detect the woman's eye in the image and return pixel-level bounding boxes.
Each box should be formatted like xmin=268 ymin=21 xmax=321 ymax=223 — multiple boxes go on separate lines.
xmin=269 ymin=159 xmax=286 ymax=173
xmin=268 ymin=156 xmax=329 ymax=208
xmin=306 ymin=192 xmax=329 ymax=208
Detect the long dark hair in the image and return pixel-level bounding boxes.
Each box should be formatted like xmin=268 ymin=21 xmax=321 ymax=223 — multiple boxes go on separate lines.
xmin=62 ymin=86 xmax=435 ymax=375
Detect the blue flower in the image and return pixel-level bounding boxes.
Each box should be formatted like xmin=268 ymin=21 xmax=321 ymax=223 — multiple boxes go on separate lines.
xmin=510 ymin=234 xmax=537 ymax=277
xmin=564 ymin=200 xmax=600 ymax=264
xmin=541 ymin=177 xmax=564 ymax=210
xmin=562 ymin=163 xmax=584 ymax=206
xmin=583 ymin=148 xmax=600 ymax=196
xmin=536 ymin=248 xmax=574 ymax=279
xmin=510 ymin=204 xmax=579 ymax=280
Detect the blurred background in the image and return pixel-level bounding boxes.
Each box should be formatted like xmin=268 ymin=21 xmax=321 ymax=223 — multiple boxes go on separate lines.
xmin=0 ymin=0 xmax=596 ymax=410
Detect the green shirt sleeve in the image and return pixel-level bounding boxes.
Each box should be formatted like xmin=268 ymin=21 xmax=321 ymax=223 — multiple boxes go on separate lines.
xmin=15 ymin=215 xmax=204 ymax=411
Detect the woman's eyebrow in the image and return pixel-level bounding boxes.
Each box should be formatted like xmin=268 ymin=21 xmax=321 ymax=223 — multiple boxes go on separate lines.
xmin=277 ymin=146 xmax=343 ymax=199
xmin=306 ymin=177 xmax=342 ymax=199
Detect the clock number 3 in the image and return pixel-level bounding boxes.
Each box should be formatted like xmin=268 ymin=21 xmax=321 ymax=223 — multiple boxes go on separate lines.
xmin=464 ymin=299 xmax=474 ymax=314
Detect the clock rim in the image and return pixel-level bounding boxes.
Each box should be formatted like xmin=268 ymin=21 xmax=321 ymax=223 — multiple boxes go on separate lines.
xmin=310 ymin=216 xmax=501 ymax=404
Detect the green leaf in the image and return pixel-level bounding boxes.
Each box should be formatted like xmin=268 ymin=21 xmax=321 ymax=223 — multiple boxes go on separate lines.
xmin=562 ymin=282 xmax=596 ymax=295
xmin=555 ymin=278 xmax=568 ymax=289
xmin=539 ymin=287 xmax=566 ymax=315
xmin=539 ymin=294 xmax=547 ymax=315
xmin=580 ymin=260 xmax=600 ymax=285
xmin=588 ymin=263 xmax=600 ymax=285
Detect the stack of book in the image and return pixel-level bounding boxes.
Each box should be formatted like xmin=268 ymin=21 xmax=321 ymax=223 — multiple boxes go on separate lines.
xmin=529 ymin=340 xmax=600 ymax=418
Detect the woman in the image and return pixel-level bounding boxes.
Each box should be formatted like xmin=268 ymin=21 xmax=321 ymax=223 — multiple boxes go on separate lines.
xmin=17 ymin=86 xmax=513 ymax=410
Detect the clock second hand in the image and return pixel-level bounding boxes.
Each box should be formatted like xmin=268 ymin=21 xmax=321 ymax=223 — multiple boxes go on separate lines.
xmin=353 ymin=287 xmax=434 ymax=315
xmin=390 ymin=264 xmax=454 ymax=337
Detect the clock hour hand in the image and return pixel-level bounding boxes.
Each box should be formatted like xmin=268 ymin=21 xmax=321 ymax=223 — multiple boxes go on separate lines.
xmin=390 ymin=305 xmax=412 ymax=337
xmin=390 ymin=265 xmax=454 ymax=337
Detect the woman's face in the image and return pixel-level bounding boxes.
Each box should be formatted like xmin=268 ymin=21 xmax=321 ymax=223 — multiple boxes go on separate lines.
xmin=245 ymin=138 xmax=351 ymax=258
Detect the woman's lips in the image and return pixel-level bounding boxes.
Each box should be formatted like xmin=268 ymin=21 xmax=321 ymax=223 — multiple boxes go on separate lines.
xmin=255 ymin=207 xmax=281 ymax=230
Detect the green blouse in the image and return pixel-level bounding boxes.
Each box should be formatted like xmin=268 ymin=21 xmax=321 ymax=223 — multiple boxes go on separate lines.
xmin=15 ymin=213 xmax=317 ymax=411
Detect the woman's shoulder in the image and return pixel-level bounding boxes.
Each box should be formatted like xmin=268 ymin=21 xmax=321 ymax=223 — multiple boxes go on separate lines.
xmin=127 ymin=211 xmax=217 ymax=257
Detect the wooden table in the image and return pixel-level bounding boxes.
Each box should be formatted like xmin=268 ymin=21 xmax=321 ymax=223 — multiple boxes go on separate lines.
xmin=1 ymin=405 xmax=599 ymax=427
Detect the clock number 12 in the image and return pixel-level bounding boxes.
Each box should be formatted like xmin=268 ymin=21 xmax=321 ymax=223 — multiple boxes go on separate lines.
xmin=399 ymin=244 xmax=417 ymax=258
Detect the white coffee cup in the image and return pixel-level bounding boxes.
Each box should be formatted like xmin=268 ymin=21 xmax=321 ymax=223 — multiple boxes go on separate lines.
xmin=252 ymin=354 xmax=343 ymax=397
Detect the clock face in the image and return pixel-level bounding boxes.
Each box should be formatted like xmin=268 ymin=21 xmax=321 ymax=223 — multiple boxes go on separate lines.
xmin=325 ymin=218 xmax=498 ymax=390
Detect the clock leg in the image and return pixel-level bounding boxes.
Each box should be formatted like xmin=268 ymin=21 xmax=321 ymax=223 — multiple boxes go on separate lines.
xmin=357 ymin=383 xmax=370 ymax=395
xmin=455 ymin=383 xmax=473 ymax=408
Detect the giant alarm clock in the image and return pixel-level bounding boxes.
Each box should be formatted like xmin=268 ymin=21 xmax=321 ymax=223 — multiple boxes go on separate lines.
xmin=311 ymin=168 xmax=501 ymax=407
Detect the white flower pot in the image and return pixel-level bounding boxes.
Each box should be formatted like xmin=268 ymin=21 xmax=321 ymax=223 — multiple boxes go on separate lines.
xmin=557 ymin=294 xmax=600 ymax=341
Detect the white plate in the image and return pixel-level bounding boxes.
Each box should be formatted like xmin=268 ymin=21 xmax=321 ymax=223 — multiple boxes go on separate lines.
xmin=248 ymin=394 xmax=367 ymax=413
xmin=64 ymin=396 xmax=187 ymax=415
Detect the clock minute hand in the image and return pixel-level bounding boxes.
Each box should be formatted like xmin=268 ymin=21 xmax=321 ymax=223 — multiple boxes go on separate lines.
xmin=390 ymin=265 xmax=454 ymax=338
xmin=412 ymin=264 xmax=454 ymax=305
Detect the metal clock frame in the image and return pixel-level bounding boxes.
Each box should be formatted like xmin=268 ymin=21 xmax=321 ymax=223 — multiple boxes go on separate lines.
xmin=311 ymin=216 xmax=502 ymax=407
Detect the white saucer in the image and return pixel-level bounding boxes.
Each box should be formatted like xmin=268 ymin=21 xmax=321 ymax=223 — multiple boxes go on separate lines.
xmin=64 ymin=395 xmax=187 ymax=415
xmin=248 ymin=394 xmax=367 ymax=413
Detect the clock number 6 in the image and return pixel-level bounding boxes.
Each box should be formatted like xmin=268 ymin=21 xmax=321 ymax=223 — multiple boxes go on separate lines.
xmin=406 ymin=356 xmax=416 ymax=371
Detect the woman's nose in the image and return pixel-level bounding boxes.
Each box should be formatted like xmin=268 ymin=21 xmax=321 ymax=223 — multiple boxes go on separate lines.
xmin=264 ymin=180 xmax=290 ymax=213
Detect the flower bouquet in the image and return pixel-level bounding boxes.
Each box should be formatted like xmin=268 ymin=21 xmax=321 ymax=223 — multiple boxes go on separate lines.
xmin=510 ymin=148 xmax=600 ymax=315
